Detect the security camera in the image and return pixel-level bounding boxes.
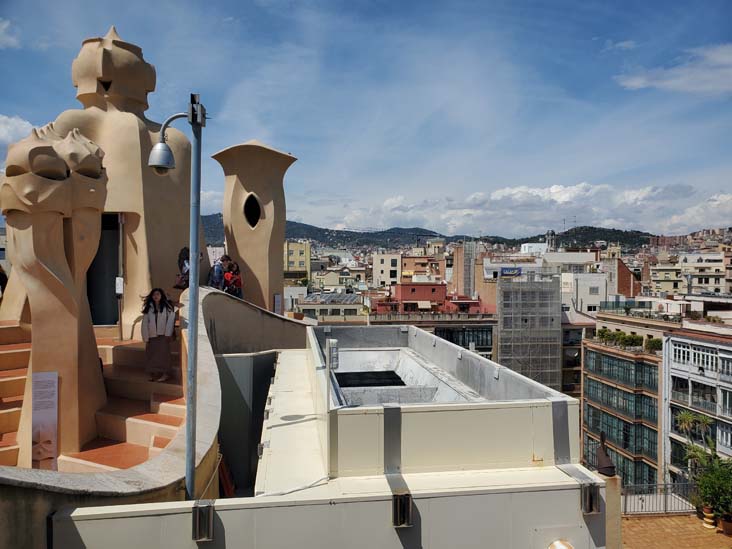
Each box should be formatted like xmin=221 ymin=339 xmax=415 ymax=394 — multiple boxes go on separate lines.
xmin=152 ymin=165 xmax=170 ymax=176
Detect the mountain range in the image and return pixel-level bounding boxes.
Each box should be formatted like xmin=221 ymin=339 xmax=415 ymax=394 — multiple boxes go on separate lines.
xmin=202 ymin=213 xmax=655 ymax=250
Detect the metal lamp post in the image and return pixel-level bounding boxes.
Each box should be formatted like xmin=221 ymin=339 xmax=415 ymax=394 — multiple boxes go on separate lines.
xmin=148 ymin=93 xmax=206 ymax=500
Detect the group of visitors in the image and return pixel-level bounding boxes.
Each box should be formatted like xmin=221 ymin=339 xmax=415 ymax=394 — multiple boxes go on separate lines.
xmin=173 ymin=248 xmax=242 ymax=299
xmin=141 ymin=248 xmax=244 ymax=382
xmin=207 ymin=254 xmax=242 ymax=298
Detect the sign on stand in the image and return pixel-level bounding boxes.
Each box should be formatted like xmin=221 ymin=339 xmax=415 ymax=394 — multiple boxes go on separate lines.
xmin=32 ymin=371 xmax=58 ymax=470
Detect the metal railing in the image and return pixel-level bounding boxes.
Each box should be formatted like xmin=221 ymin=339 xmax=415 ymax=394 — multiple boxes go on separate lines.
xmin=369 ymin=313 xmax=495 ymax=322
xmin=691 ymin=397 xmax=717 ymax=414
xmin=600 ymin=300 xmax=652 ymax=311
xmin=621 ymin=483 xmax=696 ymax=515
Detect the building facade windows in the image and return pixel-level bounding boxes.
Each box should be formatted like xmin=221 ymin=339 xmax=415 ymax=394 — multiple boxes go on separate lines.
xmin=719 ymin=421 xmax=732 ymax=451
xmin=584 ymin=433 xmax=656 ymax=485
xmin=723 ymin=389 xmax=732 ymax=418
xmin=585 ymin=349 xmax=657 ymax=391
xmin=583 ymin=376 xmax=657 ymax=422
xmin=583 ymin=403 xmax=657 ymax=461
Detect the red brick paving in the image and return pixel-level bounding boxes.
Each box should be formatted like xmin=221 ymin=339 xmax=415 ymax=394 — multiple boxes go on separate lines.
xmin=623 ymin=515 xmax=732 ymax=548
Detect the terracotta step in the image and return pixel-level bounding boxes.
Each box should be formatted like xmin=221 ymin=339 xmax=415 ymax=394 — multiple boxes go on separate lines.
xmin=151 ymin=393 xmax=186 ymax=418
xmin=0 ymin=322 xmax=31 ymax=345
xmin=0 ymin=394 xmax=22 ymax=434
xmin=0 ymin=342 xmax=30 ymax=371
xmin=103 ymin=364 xmax=183 ymax=401
xmin=96 ymin=396 xmax=183 ymax=446
xmin=58 ymin=438 xmax=149 ymax=472
xmin=0 ymin=368 xmax=26 ymax=398
xmin=148 ymin=434 xmax=172 ymax=458
xmin=0 ymin=431 xmax=18 ymax=466
xmin=111 ymin=341 xmax=181 ymax=369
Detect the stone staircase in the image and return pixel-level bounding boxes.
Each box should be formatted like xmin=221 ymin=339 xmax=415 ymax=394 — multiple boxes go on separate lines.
xmin=0 ymin=320 xmax=186 ymax=471
xmin=0 ymin=322 xmax=31 ymax=466
xmin=57 ymin=333 xmax=185 ymax=473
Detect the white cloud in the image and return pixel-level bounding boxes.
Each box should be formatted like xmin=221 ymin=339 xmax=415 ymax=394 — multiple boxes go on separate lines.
xmin=489 ymin=182 xmax=609 ymax=204
xmin=0 ymin=19 xmax=20 ymax=49
xmin=201 ymin=190 xmax=223 ymax=215
xmin=662 ymin=193 xmax=732 ymax=234
xmin=602 ymin=39 xmax=637 ymax=52
xmin=615 ymin=44 xmax=732 ymax=94
xmin=0 ymin=114 xmax=32 ymax=145
xmin=318 ymin=182 xmax=712 ymax=238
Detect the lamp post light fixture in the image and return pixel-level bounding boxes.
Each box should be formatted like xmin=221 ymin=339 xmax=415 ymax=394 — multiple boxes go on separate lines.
xmin=149 ymin=93 xmax=206 ymax=500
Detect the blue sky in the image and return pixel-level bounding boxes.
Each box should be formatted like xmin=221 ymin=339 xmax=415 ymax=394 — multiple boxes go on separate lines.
xmin=1 ymin=0 xmax=732 ymax=237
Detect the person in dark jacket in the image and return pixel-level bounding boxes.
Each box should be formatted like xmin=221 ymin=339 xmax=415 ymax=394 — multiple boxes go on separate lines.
xmin=208 ymin=254 xmax=231 ymax=290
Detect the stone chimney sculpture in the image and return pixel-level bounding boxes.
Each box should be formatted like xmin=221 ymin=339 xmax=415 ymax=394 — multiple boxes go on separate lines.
xmin=1 ymin=128 xmax=108 ymax=465
xmin=213 ymin=141 xmax=296 ymax=312
xmin=0 ymin=27 xmax=214 ymax=465
xmin=0 ymin=26 xmax=209 ymax=340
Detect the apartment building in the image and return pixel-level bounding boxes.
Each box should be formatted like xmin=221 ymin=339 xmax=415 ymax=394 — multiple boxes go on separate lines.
xmin=580 ymin=302 xmax=683 ymax=485
xmin=400 ymin=255 xmax=441 ymax=283
xmin=561 ymin=272 xmax=610 ymax=315
xmin=678 ymin=252 xmax=727 ymax=294
xmin=311 ymin=266 xmax=363 ymax=292
xmin=664 ymin=329 xmax=732 ymax=484
xmin=451 ymin=241 xmax=482 ymax=297
xmin=543 ymin=251 xmax=598 ymax=273
xmin=650 ymin=251 xmax=728 ymax=296
xmin=372 ymin=252 xmax=401 ymax=287
xmin=582 ymin=338 xmax=662 ymax=485
xmin=295 ymin=292 xmax=366 ymax=324
xmin=283 ymin=240 xmax=311 ymax=284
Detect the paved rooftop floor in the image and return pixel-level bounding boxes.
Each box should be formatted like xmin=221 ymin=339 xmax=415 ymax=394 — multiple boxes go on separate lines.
xmin=623 ymin=515 xmax=732 ymax=548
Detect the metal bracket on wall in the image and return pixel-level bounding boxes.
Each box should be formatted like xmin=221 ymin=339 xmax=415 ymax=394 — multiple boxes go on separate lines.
xmin=392 ymin=493 xmax=413 ymax=528
xmin=192 ymin=499 xmax=215 ymax=542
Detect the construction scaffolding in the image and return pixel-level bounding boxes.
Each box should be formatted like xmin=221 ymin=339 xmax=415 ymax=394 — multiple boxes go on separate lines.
xmin=463 ymin=240 xmax=477 ymax=298
xmin=496 ymin=268 xmax=562 ymax=390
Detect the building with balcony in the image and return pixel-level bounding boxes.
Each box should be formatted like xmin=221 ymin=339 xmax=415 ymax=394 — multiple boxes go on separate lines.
xmin=650 ymin=251 xmax=729 ymax=296
xmin=400 ymin=255 xmax=442 ymax=283
xmin=663 ymin=329 xmax=732 ymax=484
xmin=580 ymin=301 xmax=688 ymax=485
xmin=581 ymin=338 xmax=662 ymax=485
xmin=369 ymin=283 xmax=496 ymax=357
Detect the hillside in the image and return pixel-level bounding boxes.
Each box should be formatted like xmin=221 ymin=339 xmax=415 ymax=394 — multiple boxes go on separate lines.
xmin=201 ymin=215 xmax=655 ymax=250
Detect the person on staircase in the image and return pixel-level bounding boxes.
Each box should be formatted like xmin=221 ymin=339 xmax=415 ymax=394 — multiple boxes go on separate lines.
xmin=141 ymin=288 xmax=176 ymax=382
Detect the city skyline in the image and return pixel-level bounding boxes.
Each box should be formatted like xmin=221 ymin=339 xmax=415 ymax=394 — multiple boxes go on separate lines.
xmin=1 ymin=0 xmax=732 ymax=237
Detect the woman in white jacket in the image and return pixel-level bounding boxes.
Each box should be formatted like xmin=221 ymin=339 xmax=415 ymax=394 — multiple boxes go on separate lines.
xmin=141 ymin=288 xmax=176 ymax=382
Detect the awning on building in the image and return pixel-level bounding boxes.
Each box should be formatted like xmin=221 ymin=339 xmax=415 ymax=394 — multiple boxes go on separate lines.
xmin=417 ymin=301 xmax=431 ymax=310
